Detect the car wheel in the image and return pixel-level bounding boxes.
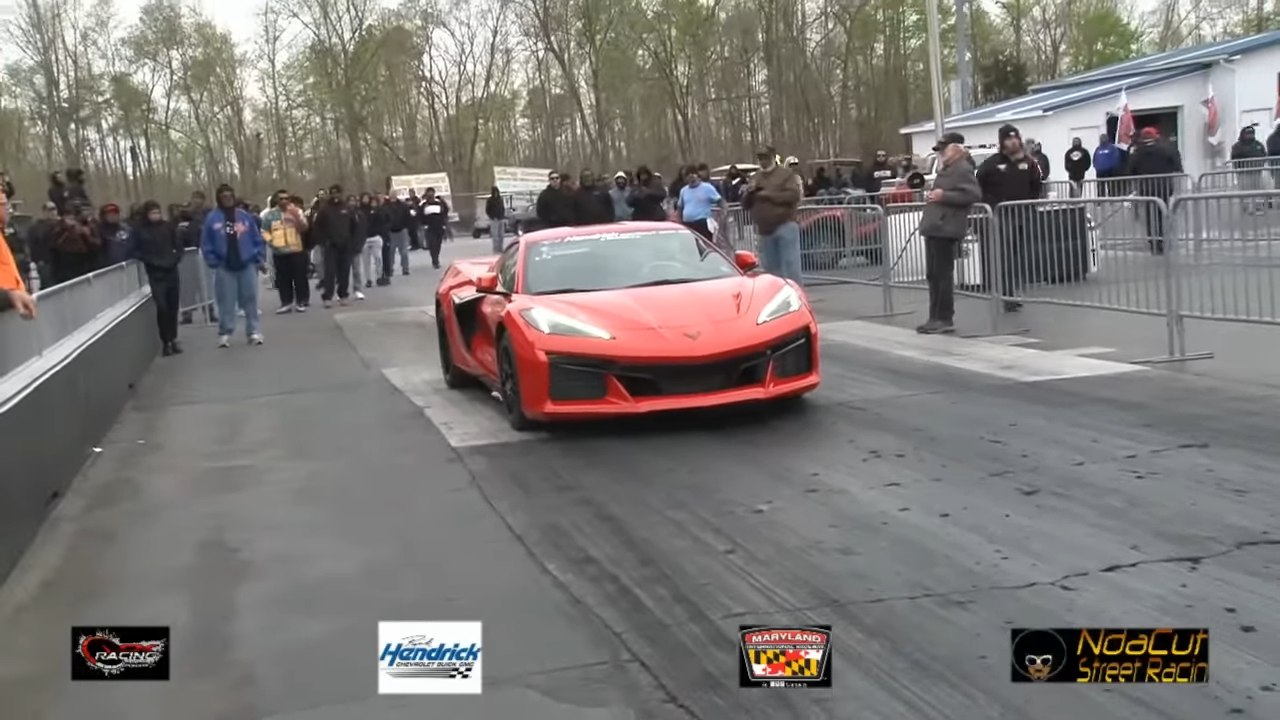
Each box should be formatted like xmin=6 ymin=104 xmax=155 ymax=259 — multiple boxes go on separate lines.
xmin=472 ymin=228 xmax=483 ymax=239
xmin=497 ymin=333 xmax=536 ymax=431
xmin=437 ymin=312 xmax=469 ymax=389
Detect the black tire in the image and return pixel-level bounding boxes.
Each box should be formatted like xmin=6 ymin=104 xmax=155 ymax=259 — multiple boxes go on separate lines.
xmin=472 ymin=228 xmax=483 ymax=239
xmin=436 ymin=310 xmax=470 ymax=389
xmin=497 ymin=333 xmax=537 ymax=431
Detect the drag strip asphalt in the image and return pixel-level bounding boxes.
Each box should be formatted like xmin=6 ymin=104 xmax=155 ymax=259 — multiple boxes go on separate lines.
xmin=339 ymin=307 xmax=1280 ymax=719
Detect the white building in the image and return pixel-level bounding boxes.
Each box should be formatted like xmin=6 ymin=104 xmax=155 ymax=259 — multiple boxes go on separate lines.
xmin=899 ymin=30 xmax=1280 ymax=182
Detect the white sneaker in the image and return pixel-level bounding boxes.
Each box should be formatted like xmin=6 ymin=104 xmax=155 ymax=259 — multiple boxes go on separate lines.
xmin=296 ymin=304 xmax=308 ymax=312
xmin=238 ymin=308 xmax=246 ymax=317
xmin=249 ymin=333 xmax=264 ymax=346
xmin=217 ymin=335 xmax=231 ymax=348
xmin=354 ymin=291 xmax=366 ymax=301
xmin=276 ymin=304 xmax=295 ymax=314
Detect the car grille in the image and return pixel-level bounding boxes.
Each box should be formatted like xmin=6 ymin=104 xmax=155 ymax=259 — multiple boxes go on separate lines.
xmin=546 ymin=330 xmax=813 ymax=400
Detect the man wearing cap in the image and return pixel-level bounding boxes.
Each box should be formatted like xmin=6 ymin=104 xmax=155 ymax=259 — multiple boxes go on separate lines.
xmin=312 ymin=183 xmax=361 ymax=305
xmin=743 ymin=145 xmax=803 ymax=284
xmin=976 ymin=123 xmax=1042 ymax=312
xmin=608 ymin=172 xmax=632 ymax=221
xmin=1126 ymin=127 xmax=1183 ymax=251
xmin=916 ymin=131 xmax=980 ymax=334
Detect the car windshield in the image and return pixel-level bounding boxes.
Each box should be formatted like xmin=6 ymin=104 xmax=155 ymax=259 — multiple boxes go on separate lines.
xmin=522 ymin=229 xmax=741 ymax=295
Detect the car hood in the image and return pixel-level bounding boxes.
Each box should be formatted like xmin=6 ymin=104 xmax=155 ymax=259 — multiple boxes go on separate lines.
xmin=528 ymin=275 xmax=782 ymax=330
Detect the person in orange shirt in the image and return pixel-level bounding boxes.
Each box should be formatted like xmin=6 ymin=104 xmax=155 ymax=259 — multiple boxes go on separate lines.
xmin=0 ymin=187 xmax=37 ymax=318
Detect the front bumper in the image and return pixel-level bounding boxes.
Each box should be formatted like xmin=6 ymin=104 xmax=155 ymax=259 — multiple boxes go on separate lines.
xmin=516 ymin=325 xmax=821 ymax=420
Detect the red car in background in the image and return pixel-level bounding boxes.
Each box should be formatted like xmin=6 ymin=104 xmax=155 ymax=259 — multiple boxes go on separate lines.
xmin=434 ymin=222 xmax=821 ymax=430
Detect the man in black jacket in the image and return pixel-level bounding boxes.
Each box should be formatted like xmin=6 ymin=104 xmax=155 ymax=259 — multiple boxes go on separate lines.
xmin=1230 ymin=125 xmax=1268 ymax=215
xmin=1267 ymin=120 xmax=1280 ymax=190
xmin=1127 ymin=127 xmax=1183 ymax=251
xmin=628 ymin=166 xmax=668 ymax=221
xmin=406 ymin=189 xmax=424 ymax=250
xmin=535 ymin=171 xmax=574 ymax=229
xmin=572 ymin=171 xmax=614 ymax=226
xmin=130 ymin=200 xmax=186 ymax=355
xmin=313 ymin=183 xmax=360 ymax=307
xmin=977 ymin=123 xmax=1042 ymax=312
xmin=1063 ymin=138 xmax=1092 ymax=197
xmin=861 ymin=150 xmax=897 ymax=197
xmin=384 ymin=195 xmax=411 ymax=280
xmin=420 ymin=187 xmax=450 ymax=269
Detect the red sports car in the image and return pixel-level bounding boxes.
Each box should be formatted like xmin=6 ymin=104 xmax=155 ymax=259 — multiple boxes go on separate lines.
xmin=434 ymin=221 xmax=821 ymax=430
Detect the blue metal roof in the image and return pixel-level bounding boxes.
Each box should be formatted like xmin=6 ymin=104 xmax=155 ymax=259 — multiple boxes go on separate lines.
xmin=901 ymin=29 xmax=1280 ymax=135
xmin=1032 ymin=30 xmax=1280 ymax=92
xmin=900 ymin=66 xmax=1203 ymax=135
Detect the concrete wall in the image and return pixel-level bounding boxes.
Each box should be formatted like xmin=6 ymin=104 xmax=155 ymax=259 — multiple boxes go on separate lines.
xmin=0 ymin=300 xmax=158 ymax=580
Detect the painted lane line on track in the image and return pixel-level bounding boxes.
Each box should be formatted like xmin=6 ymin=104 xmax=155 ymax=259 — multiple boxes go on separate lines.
xmin=973 ymin=335 xmax=1042 ymax=347
xmin=1050 ymin=346 xmax=1118 ymax=357
xmin=819 ymin=320 xmax=1144 ymax=382
xmin=382 ymin=366 xmax=545 ymax=448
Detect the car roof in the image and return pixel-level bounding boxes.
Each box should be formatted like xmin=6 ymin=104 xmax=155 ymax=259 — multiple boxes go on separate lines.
xmin=518 ymin=221 xmax=684 ymax=244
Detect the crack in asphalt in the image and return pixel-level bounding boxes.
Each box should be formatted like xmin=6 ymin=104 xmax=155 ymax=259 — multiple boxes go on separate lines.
xmin=718 ymin=538 xmax=1280 ymax=620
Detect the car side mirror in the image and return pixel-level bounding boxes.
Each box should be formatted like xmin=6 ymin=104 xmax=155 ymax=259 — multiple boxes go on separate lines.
xmin=475 ymin=272 xmax=502 ymax=294
xmin=734 ymin=250 xmax=759 ymax=272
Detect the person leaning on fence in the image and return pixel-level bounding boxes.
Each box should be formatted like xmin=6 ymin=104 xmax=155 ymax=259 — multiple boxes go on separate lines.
xmin=916 ymin=132 xmax=980 ymax=335
xmin=202 ymin=183 xmax=266 ymax=347
xmin=130 ymin=200 xmax=185 ymax=356
xmin=976 ymin=123 xmax=1042 ymax=313
xmin=743 ymin=145 xmax=803 ymax=285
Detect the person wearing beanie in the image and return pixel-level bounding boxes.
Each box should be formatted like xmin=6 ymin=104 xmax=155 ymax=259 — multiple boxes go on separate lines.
xmin=312 ymin=182 xmax=360 ymax=306
xmin=976 ymin=123 xmax=1042 ymax=312
xmin=201 ymin=183 xmax=267 ymax=346
xmin=1126 ymin=126 xmax=1183 ymax=250
xmin=130 ymin=200 xmax=186 ymax=355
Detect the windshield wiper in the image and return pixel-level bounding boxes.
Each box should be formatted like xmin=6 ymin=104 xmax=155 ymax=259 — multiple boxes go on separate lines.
xmin=620 ymin=278 xmax=704 ymax=289
xmin=531 ymin=287 xmax=599 ymax=295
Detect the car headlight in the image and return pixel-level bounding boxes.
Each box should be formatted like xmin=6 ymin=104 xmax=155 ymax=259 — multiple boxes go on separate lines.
xmin=757 ymin=284 xmax=804 ymax=325
xmin=519 ymin=307 xmax=613 ymax=339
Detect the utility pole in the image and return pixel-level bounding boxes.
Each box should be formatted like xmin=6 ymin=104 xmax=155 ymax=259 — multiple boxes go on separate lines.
xmin=925 ymin=0 xmax=948 ymax=141
xmin=955 ymin=0 xmax=972 ymax=112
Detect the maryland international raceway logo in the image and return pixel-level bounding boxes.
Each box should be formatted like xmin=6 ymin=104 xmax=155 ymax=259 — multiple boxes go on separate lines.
xmin=378 ymin=621 xmax=483 ymax=695
xmin=739 ymin=625 xmax=833 ymax=688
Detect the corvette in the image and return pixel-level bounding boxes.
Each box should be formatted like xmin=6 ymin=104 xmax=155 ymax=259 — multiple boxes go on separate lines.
xmin=433 ymin=221 xmax=821 ymax=429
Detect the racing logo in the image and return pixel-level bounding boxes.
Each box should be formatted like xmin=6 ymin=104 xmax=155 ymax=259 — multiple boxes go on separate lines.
xmin=71 ymin=626 xmax=170 ymax=680
xmin=739 ymin=625 xmax=832 ymax=688
xmin=378 ymin=621 xmax=483 ymax=695
xmin=1010 ymin=628 xmax=1068 ymax=682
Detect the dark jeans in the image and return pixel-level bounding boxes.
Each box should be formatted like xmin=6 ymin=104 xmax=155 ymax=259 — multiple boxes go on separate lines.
xmin=924 ymin=237 xmax=956 ymax=323
xmin=322 ymin=246 xmax=354 ymax=300
xmin=380 ymin=236 xmax=395 ymax=278
xmin=274 ymin=251 xmax=311 ymax=306
xmin=409 ymin=225 xmax=424 ymax=250
xmin=425 ymin=226 xmax=445 ymax=264
xmin=683 ymin=218 xmax=712 ymax=241
xmin=147 ymin=268 xmax=180 ymax=343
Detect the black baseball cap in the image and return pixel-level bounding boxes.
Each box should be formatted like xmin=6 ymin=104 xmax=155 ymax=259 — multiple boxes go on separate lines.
xmin=933 ymin=131 xmax=966 ymax=152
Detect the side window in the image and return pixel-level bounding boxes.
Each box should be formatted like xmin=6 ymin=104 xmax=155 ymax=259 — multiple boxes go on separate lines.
xmin=496 ymin=244 xmax=520 ymax=291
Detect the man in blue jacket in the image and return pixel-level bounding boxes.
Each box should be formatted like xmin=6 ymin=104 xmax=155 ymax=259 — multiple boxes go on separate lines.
xmin=201 ymin=183 xmax=266 ymax=347
xmin=1093 ymin=133 xmax=1123 ymax=196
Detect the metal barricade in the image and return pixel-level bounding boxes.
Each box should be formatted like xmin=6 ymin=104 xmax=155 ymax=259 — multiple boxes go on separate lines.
xmin=793 ymin=202 xmax=886 ymax=286
xmin=0 ymin=260 xmax=150 ymax=380
xmin=1169 ymin=191 xmax=1280 ymax=336
xmin=1077 ymin=173 xmax=1193 ymax=200
xmin=177 ymin=247 xmax=214 ymax=323
xmin=1196 ymin=167 xmax=1280 ymax=195
xmin=878 ymin=202 xmax=996 ymax=328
